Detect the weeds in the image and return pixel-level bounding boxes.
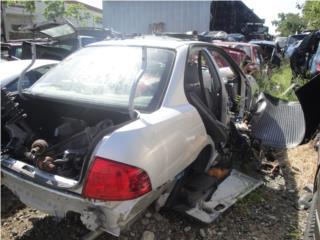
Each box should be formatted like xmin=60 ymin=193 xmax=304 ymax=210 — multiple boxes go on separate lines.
xmin=286 ymin=230 xmax=302 ymax=239
xmin=255 ymin=61 xmax=306 ymax=101
xmin=235 ymin=189 xmax=269 ymax=215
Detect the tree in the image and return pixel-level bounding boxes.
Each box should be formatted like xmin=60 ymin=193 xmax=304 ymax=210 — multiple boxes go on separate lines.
xmin=272 ymin=13 xmax=306 ymax=36
xmin=93 ymin=15 xmax=103 ymax=26
xmin=65 ymin=3 xmax=91 ymax=27
xmin=4 ymin=0 xmax=35 ymax=14
xmin=302 ymin=1 xmax=320 ymax=30
xmin=5 ymin=0 xmax=92 ymax=24
xmin=43 ymin=0 xmax=65 ymax=21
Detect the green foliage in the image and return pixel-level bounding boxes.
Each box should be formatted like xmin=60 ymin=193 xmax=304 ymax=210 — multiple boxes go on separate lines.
xmin=43 ymin=0 xmax=65 ymax=21
xmin=271 ymin=13 xmax=306 ymax=36
xmin=65 ymin=3 xmax=91 ymax=26
xmin=5 ymin=0 xmax=93 ymax=24
xmin=286 ymin=230 xmax=302 ymax=240
xmin=5 ymin=0 xmax=35 ymax=13
xmin=235 ymin=189 xmax=268 ymax=215
xmin=272 ymin=1 xmax=320 ymax=35
xmin=255 ymin=62 xmax=307 ymax=101
xmin=94 ymin=15 xmax=103 ymax=25
xmin=302 ymin=1 xmax=320 ymax=30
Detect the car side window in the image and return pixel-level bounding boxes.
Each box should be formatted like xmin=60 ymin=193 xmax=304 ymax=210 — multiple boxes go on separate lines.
xmin=202 ymin=55 xmax=216 ymax=95
xmin=6 ymin=64 xmax=55 ymax=92
xmin=6 ymin=76 xmax=30 ymax=92
xmin=185 ymin=47 xmax=222 ymax=119
xmin=185 ymin=47 xmax=203 ymax=99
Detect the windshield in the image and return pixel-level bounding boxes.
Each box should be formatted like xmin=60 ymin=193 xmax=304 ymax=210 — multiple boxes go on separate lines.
xmin=30 ymin=46 xmax=175 ymax=111
xmin=40 ymin=24 xmax=75 ymax=38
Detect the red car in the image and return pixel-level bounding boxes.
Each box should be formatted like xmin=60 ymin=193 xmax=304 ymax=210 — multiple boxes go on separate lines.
xmin=213 ymin=41 xmax=264 ymax=79
xmin=216 ymin=46 xmax=247 ymax=66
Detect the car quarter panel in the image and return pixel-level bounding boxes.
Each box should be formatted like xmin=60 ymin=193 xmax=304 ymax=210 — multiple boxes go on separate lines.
xmin=94 ymin=106 xmax=211 ymax=190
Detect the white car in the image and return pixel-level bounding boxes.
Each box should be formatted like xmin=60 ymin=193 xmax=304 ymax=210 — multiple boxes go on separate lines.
xmin=1 ymin=38 xmax=312 ymax=237
xmin=0 ymin=59 xmax=59 ymax=91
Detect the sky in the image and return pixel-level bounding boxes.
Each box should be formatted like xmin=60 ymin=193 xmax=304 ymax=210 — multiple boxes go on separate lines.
xmin=77 ymin=0 xmax=305 ymax=35
xmin=242 ymin=0 xmax=305 ymax=34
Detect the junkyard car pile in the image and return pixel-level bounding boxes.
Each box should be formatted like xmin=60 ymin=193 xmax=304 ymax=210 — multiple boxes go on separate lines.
xmin=1 ymin=35 xmax=320 ymax=239
xmin=1 ymin=21 xmax=116 ymax=61
xmin=212 ymin=40 xmax=265 ymax=79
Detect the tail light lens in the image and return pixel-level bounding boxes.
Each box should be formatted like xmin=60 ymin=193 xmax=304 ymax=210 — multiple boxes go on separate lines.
xmin=82 ymin=157 xmax=152 ymax=201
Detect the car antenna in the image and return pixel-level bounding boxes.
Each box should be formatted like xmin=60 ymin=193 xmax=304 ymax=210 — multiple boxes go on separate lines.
xmin=18 ymin=43 xmax=36 ymax=100
xmin=128 ymin=47 xmax=147 ymax=119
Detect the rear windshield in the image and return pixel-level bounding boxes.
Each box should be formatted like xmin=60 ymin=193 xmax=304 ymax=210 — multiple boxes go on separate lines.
xmin=30 ymin=46 xmax=175 ymax=111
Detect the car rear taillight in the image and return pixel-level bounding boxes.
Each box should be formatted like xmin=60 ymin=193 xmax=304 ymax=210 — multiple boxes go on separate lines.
xmin=316 ymin=63 xmax=320 ymax=72
xmin=82 ymin=157 xmax=152 ymax=201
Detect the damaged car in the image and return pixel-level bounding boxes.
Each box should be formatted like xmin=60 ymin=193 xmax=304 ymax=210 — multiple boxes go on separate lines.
xmin=213 ymin=41 xmax=265 ymax=79
xmin=1 ymin=38 xmax=317 ymax=237
xmin=1 ymin=21 xmax=115 ymax=61
xmin=290 ymin=30 xmax=320 ymax=78
xmin=249 ymin=40 xmax=281 ymax=68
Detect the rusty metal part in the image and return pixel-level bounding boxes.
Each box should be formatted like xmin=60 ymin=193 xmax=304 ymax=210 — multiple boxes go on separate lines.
xmin=36 ymin=156 xmax=56 ymax=172
xmin=207 ymin=167 xmax=230 ymax=180
xmin=31 ymin=139 xmax=48 ymax=155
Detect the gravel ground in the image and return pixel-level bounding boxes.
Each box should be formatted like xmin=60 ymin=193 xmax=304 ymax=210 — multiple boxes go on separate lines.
xmin=1 ymin=142 xmax=317 ymax=240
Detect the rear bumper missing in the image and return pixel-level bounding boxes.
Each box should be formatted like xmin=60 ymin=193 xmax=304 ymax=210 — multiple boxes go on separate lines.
xmin=1 ymin=167 xmax=166 ymax=236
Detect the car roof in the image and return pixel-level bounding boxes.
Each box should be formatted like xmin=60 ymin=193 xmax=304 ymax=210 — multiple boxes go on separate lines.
xmin=249 ymin=40 xmax=275 ymax=46
xmin=0 ymin=59 xmax=59 ymax=84
xmin=213 ymin=41 xmax=257 ymax=47
xmin=88 ymin=36 xmax=201 ymax=49
xmin=289 ymin=33 xmax=308 ymax=37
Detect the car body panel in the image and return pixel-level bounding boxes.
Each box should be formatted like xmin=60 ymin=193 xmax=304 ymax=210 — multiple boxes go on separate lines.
xmin=94 ymin=106 xmax=213 ymax=189
xmin=1 ymin=167 xmax=174 ymax=236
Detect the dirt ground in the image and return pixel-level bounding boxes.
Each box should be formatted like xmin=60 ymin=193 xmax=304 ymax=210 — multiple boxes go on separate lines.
xmin=1 ymin=142 xmax=318 ymax=240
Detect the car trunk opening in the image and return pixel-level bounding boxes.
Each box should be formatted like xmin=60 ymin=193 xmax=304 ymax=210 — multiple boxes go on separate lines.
xmin=1 ymin=90 xmax=133 ymax=183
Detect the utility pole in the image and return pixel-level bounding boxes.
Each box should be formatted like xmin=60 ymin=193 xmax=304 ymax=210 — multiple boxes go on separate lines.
xmin=1 ymin=1 xmax=8 ymax=42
